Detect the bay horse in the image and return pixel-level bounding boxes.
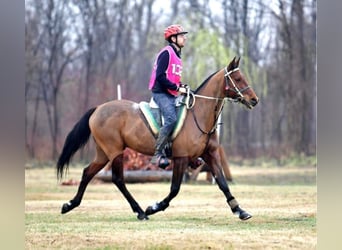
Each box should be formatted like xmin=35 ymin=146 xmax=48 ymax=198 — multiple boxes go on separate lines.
xmin=56 ymin=57 xmax=259 ymax=221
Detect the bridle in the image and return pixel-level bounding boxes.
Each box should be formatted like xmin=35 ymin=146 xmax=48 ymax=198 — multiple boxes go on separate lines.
xmin=188 ymin=67 xmax=250 ymax=104
xmin=184 ymin=67 xmax=252 ymax=135
xmin=224 ymin=67 xmax=250 ymax=101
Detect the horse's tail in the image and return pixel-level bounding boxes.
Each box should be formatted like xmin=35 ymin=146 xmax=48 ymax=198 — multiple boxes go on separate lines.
xmin=57 ymin=107 xmax=97 ymax=180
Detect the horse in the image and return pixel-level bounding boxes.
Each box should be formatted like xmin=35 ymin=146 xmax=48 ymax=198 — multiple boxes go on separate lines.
xmin=56 ymin=56 xmax=259 ymax=221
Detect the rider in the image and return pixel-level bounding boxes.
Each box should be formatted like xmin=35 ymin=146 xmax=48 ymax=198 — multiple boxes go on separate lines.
xmin=149 ymin=24 xmax=189 ymax=169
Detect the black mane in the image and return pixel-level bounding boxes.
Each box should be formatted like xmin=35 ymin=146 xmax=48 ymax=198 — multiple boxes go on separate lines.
xmin=194 ymin=70 xmax=219 ymax=93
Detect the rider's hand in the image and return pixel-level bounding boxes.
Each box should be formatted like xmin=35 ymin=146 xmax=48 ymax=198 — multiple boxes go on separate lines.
xmin=178 ymin=87 xmax=187 ymax=94
xmin=178 ymin=83 xmax=189 ymax=94
xmin=180 ymin=83 xmax=189 ymax=89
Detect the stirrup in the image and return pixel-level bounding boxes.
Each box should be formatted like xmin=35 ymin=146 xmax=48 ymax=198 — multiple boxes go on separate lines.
xmin=158 ymin=156 xmax=170 ymax=169
xmin=151 ymin=154 xmax=170 ymax=169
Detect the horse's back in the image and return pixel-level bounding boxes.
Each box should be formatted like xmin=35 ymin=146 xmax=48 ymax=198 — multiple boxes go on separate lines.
xmin=89 ymin=99 xmax=140 ymax=131
xmin=89 ymin=99 xmax=155 ymax=157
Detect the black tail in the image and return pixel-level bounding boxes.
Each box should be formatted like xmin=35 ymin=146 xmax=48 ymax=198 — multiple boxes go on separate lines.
xmin=57 ymin=107 xmax=97 ymax=180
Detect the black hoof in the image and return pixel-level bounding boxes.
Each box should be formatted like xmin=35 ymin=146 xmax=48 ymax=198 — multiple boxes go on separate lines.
xmin=61 ymin=203 xmax=70 ymax=214
xmin=232 ymin=206 xmax=252 ymax=220
xmin=239 ymin=210 xmax=252 ymax=220
xmin=61 ymin=201 xmax=76 ymax=214
xmin=145 ymin=201 xmax=169 ymax=216
xmin=145 ymin=205 xmax=157 ymax=216
xmin=137 ymin=213 xmax=149 ymax=220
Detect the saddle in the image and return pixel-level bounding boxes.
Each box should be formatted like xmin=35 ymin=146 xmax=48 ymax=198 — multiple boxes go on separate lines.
xmin=139 ymin=96 xmax=188 ymax=157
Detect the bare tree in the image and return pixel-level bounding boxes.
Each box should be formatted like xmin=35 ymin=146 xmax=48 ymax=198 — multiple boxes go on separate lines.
xmin=25 ymin=0 xmax=316 ymax=163
xmin=26 ymin=0 xmax=78 ymax=159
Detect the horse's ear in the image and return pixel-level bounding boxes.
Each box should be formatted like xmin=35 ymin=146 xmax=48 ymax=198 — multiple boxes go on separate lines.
xmin=236 ymin=57 xmax=240 ymax=66
xmin=228 ymin=56 xmax=236 ymax=70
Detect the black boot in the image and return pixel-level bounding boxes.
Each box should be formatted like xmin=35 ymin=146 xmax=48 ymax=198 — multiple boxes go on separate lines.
xmin=151 ymin=131 xmax=170 ymax=169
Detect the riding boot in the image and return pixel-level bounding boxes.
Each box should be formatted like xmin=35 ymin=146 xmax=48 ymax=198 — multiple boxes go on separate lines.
xmin=150 ymin=131 xmax=170 ymax=169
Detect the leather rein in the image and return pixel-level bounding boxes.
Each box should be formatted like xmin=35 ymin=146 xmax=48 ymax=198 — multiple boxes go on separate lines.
xmin=185 ymin=67 xmax=250 ymax=135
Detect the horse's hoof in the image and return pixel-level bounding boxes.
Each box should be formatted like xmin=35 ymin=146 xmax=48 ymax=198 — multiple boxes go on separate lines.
xmin=61 ymin=203 xmax=70 ymax=214
xmin=145 ymin=202 xmax=161 ymax=215
xmin=145 ymin=206 xmax=156 ymax=216
xmin=137 ymin=213 xmax=149 ymax=220
xmin=232 ymin=206 xmax=252 ymax=220
xmin=239 ymin=210 xmax=252 ymax=220
xmin=61 ymin=201 xmax=75 ymax=214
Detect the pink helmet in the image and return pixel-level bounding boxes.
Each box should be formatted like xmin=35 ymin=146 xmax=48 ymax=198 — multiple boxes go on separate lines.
xmin=164 ymin=24 xmax=188 ymax=40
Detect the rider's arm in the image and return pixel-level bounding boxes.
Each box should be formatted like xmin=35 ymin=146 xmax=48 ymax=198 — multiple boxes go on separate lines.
xmin=155 ymin=50 xmax=178 ymax=91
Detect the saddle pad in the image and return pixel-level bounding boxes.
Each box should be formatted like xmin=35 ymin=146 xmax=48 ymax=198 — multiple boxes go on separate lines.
xmin=139 ymin=101 xmax=187 ymax=140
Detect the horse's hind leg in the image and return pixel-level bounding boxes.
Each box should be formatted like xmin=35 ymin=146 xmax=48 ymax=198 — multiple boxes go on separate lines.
xmin=111 ymin=154 xmax=148 ymax=220
xmin=61 ymin=161 xmax=107 ymax=214
xmin=61 ymin=146 xmax=108 ymax=214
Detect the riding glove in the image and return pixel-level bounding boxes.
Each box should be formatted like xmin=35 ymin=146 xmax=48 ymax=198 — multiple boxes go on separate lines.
xmin=177 ymin=83 xmax=189 ymax=94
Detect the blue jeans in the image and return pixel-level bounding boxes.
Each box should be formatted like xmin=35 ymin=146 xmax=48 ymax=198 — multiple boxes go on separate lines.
xmin=152 ymin=93 xmax=177 ymax=137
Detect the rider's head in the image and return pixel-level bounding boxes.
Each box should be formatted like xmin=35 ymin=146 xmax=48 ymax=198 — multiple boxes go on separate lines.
xmin=164 ymin=24 xmax=188 ymax=49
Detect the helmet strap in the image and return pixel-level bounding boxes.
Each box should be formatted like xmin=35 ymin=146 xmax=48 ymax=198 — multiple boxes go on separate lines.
xmin=171 ymin=36 xmax=181 ymax=54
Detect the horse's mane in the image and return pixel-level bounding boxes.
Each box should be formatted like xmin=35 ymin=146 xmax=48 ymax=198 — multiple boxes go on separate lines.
xmin=193 ymin=58 xmax=239 ymax=93
xmin=194 ymin=70 xmax=219 ymax=93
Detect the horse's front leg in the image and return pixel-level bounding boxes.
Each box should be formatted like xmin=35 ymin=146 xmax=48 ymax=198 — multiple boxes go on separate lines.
xmin=111 ymin=154 xmax=148 ymax=220
xmin=203 ymin=147 xmax=252 ymax=221
xmin=145 ymin=157 xmax=188 ymax=216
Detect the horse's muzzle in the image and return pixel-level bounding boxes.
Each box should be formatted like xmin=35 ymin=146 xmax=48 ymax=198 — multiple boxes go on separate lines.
xmin=239 ymin=97 xmax=258 ymax=109
xmin=250 ymin=97 xmax=258 ymax=107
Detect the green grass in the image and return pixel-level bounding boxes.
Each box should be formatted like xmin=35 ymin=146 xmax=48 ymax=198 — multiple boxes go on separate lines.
xmin=25 ymin=166 xmax=316 ymax=250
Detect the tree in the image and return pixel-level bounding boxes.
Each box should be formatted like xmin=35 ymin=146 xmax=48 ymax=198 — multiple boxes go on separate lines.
xmin=26 ymin=0 xmax=78 ymax=159
xmin=25 ymin=0 xmax=316 ymax=163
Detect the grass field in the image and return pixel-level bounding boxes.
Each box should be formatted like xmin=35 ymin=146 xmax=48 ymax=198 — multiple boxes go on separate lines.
xmin=25 ymin=166 xmax=316 ymax=250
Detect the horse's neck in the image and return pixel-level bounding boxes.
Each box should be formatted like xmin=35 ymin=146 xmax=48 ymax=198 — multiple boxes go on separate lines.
xmin=193 ymin=77 xmax=225 ymax=132
xmin=194 ymin=97 xmax=224 ymax=123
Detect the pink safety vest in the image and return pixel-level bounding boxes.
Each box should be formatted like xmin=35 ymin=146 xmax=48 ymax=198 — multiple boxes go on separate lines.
xmin=149 ymin=45 xmax=182 ymax=96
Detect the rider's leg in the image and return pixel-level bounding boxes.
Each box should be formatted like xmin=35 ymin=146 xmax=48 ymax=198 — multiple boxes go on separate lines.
xmin=151 ymin=93 xmax=177 ymax=169
xmin=150 ymin=129 xmax=171 ymax=168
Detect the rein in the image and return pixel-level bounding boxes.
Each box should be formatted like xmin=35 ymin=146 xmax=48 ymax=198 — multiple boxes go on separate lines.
xmin=184 ymin=67 xmax=247 ymax=135
xmin=190 ymin=99 xmax=225 ymax=135
xmin=189 ymin=67 xmax=249 ymax=104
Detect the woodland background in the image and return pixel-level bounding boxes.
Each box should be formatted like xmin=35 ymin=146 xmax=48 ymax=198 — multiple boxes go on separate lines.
xmin=25 ymin=0 xmax=316 ymax=165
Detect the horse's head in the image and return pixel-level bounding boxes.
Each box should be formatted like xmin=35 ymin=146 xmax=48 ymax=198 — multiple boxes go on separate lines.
xmin=224 ymin=57 xmax=259 ymax=109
